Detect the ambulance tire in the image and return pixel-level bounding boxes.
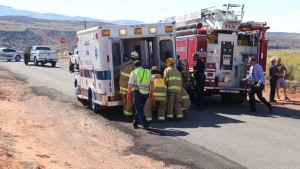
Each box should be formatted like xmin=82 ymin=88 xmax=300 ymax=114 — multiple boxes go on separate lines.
xmin=88 ymin=90 xmax=104 ymax=113
xmin=41 ymin=62 xmax=45 ymax=67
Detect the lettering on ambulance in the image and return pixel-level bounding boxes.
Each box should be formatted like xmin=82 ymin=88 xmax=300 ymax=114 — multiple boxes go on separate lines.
xmin=95 ymin=46 xmax=99 ymax=60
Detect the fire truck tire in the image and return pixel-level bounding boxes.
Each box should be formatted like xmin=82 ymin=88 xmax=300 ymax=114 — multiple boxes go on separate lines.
xmin=221 ymin=93 xmax=246 ymax=104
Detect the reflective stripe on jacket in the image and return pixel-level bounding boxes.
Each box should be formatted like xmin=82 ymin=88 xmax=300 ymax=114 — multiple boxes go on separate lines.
xmin=164 ymin=66 xmax=182 ymax=92
xmin=181 ymin=87 xmax=191 ymax=111
xmin=119 ymin=60 xmax=134 ymax=94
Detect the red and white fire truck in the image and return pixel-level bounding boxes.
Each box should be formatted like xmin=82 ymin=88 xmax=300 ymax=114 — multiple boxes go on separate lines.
xmin=160 ymin=3 xmax=270 ymax=103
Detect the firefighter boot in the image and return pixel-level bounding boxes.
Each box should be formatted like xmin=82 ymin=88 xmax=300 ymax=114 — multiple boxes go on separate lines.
xmin=157 ymin=100 xmax=167 ymax=121
xmin=174 ymin=92 xmax=183 ymax=119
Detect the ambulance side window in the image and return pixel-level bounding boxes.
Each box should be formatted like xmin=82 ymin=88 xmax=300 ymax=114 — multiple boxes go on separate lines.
xmin=160 ymin=40 xmax=174 ymax=62
xmin=112 ymin=43 xmax=121 ymax=65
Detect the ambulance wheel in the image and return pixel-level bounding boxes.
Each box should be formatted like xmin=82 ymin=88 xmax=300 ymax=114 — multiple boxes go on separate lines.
xmin=88 ymin=90 xmax=99 ymax=113
xmin=41 ymin=62 xmax=45 ymax=66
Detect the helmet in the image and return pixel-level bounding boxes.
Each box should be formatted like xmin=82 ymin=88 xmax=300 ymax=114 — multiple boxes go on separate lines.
xmin=130 ymin=51 xmax=139 ymax=60
xmin=150 ymin=66 xmax=161 ymax=74
xmin=165 ymin=58 xmax=176 ymax=67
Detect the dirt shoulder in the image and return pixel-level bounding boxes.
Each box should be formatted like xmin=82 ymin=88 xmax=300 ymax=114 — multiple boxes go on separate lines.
xmin=0 ymin=69 xmax=180 ymax=169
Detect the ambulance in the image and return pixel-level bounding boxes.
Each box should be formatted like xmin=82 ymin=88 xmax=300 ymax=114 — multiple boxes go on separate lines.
xmin=160 ymin=4 xmax=270 ymax=103
xmin=74 ymin=23 xmax=176 ymax=112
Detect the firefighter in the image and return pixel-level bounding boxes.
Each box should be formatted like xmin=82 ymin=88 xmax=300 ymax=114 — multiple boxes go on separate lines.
xmin=128 ymin=60 xmax=154 ymax=129
xmin=193 ymin=54 xmax=206 ymax=108
xmin=181 ymin=87 xmax=191 ymax=112
xmin=119 ymin=51 xmax=139 ymax=117
xmin=144 ymin=66 xmax=167 ymax=122
xmin=164 ymin=58 xmax=183 ymax=119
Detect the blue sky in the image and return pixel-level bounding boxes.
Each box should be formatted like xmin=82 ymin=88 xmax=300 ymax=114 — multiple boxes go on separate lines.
xmin=1 ymin=0 xmax=300 ymax=32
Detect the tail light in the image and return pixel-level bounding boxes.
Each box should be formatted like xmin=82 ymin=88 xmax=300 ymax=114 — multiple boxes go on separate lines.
xmin=107 ymin=55 xmax=110 ymax=62
xmin=108 ymin=96 xmax=112 ymax=102
xmin=207 ymin=73 xmax=214 ymax=77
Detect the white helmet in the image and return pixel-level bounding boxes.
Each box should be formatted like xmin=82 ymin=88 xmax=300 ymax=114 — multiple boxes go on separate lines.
xmin=130 ymin=51 xmax=139 ymax=59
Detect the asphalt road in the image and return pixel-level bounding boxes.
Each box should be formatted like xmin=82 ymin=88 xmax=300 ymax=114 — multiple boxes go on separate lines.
xmin=1 ymin=61 xmax=300 ymax=169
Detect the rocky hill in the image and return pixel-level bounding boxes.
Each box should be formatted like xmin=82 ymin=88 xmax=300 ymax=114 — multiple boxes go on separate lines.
xmin=0 ymin=16 xmax=110 ymax=51
xmin=267 ymin=32 xmax=300 ymax=49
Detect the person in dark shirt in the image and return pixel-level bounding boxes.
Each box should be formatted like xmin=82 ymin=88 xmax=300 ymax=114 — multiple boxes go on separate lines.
xmin=269 ymin=59 xmax=283 ymax=102
xmin=193 ymin=54 xmax=206 ymax=108
xmin=176 ymin=55 xmax=183 ymax=73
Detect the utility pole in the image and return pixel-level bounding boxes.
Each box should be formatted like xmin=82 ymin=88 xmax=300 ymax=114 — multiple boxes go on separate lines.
xmin=80 ymin=20 xmax=89 ymax=29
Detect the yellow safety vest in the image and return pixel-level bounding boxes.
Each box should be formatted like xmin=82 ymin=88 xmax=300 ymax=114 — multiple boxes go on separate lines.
xmin=132 ymin=68 xmax=151 ymax=95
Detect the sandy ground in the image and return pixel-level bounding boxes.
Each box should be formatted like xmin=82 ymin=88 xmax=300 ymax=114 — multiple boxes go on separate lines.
xmin=0 ymin=69 xmax=178 ymax=169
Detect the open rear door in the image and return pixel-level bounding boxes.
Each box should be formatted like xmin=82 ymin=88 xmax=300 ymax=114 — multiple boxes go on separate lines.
xmin=154 ymin=35 xmax=176 ymax=68
xmin=109 ymin=38 xmax=122 ymax=95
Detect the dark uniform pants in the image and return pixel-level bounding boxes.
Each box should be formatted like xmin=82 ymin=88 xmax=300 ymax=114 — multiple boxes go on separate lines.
xmin=249 ymin=83 xmax=272 ymax=111
xmin=195 ymin=76 xmax=205 ymax=107
xmin=269 ymin=78 xmax=277 ymax=101
xmin=133 ymin=91 xmax=149 ymax=127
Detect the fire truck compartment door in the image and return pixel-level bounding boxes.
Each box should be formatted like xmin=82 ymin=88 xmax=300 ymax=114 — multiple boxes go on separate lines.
xmin=220 ymin=41 xmax=234 ymax=70
xmin=155 ymin=35 xmax=176 ymax=68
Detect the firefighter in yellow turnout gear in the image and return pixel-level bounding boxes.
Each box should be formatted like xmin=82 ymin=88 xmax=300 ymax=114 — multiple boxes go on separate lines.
xmin=164 ymin=58 xmax=183 ymax=119
xmin=119 ymin=51 xmax=139 ymax=117
xmin=181 ymin=87 xmax=191 ymax=112
xmin=144 ymin=66 xmax=167 ymax=121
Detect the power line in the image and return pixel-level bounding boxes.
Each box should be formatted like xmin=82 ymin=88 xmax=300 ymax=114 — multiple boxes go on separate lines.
xmin=111 ymin=0 xmax=186 ymax=12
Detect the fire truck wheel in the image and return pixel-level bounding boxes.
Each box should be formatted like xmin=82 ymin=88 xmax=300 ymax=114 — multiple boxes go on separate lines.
xmin=221 ymin=93 xmax=246 ymax=104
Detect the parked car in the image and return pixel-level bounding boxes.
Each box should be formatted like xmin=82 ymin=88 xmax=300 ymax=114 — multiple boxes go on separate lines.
xmin=69 ymin=49 xmax=79 ymax=72
xmin=23 ymin=46 xmax=58 ymax=67
xmin=0 ymin=48 xmax=23 ymax=61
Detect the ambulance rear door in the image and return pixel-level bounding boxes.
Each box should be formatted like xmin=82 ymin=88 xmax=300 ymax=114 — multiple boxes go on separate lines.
xmin=154 ymin=35 xmax=176 ymax=68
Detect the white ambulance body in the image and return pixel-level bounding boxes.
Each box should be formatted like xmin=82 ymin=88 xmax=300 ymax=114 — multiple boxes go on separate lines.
xmin=75 ymin=23 xmax=176 ymax=111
